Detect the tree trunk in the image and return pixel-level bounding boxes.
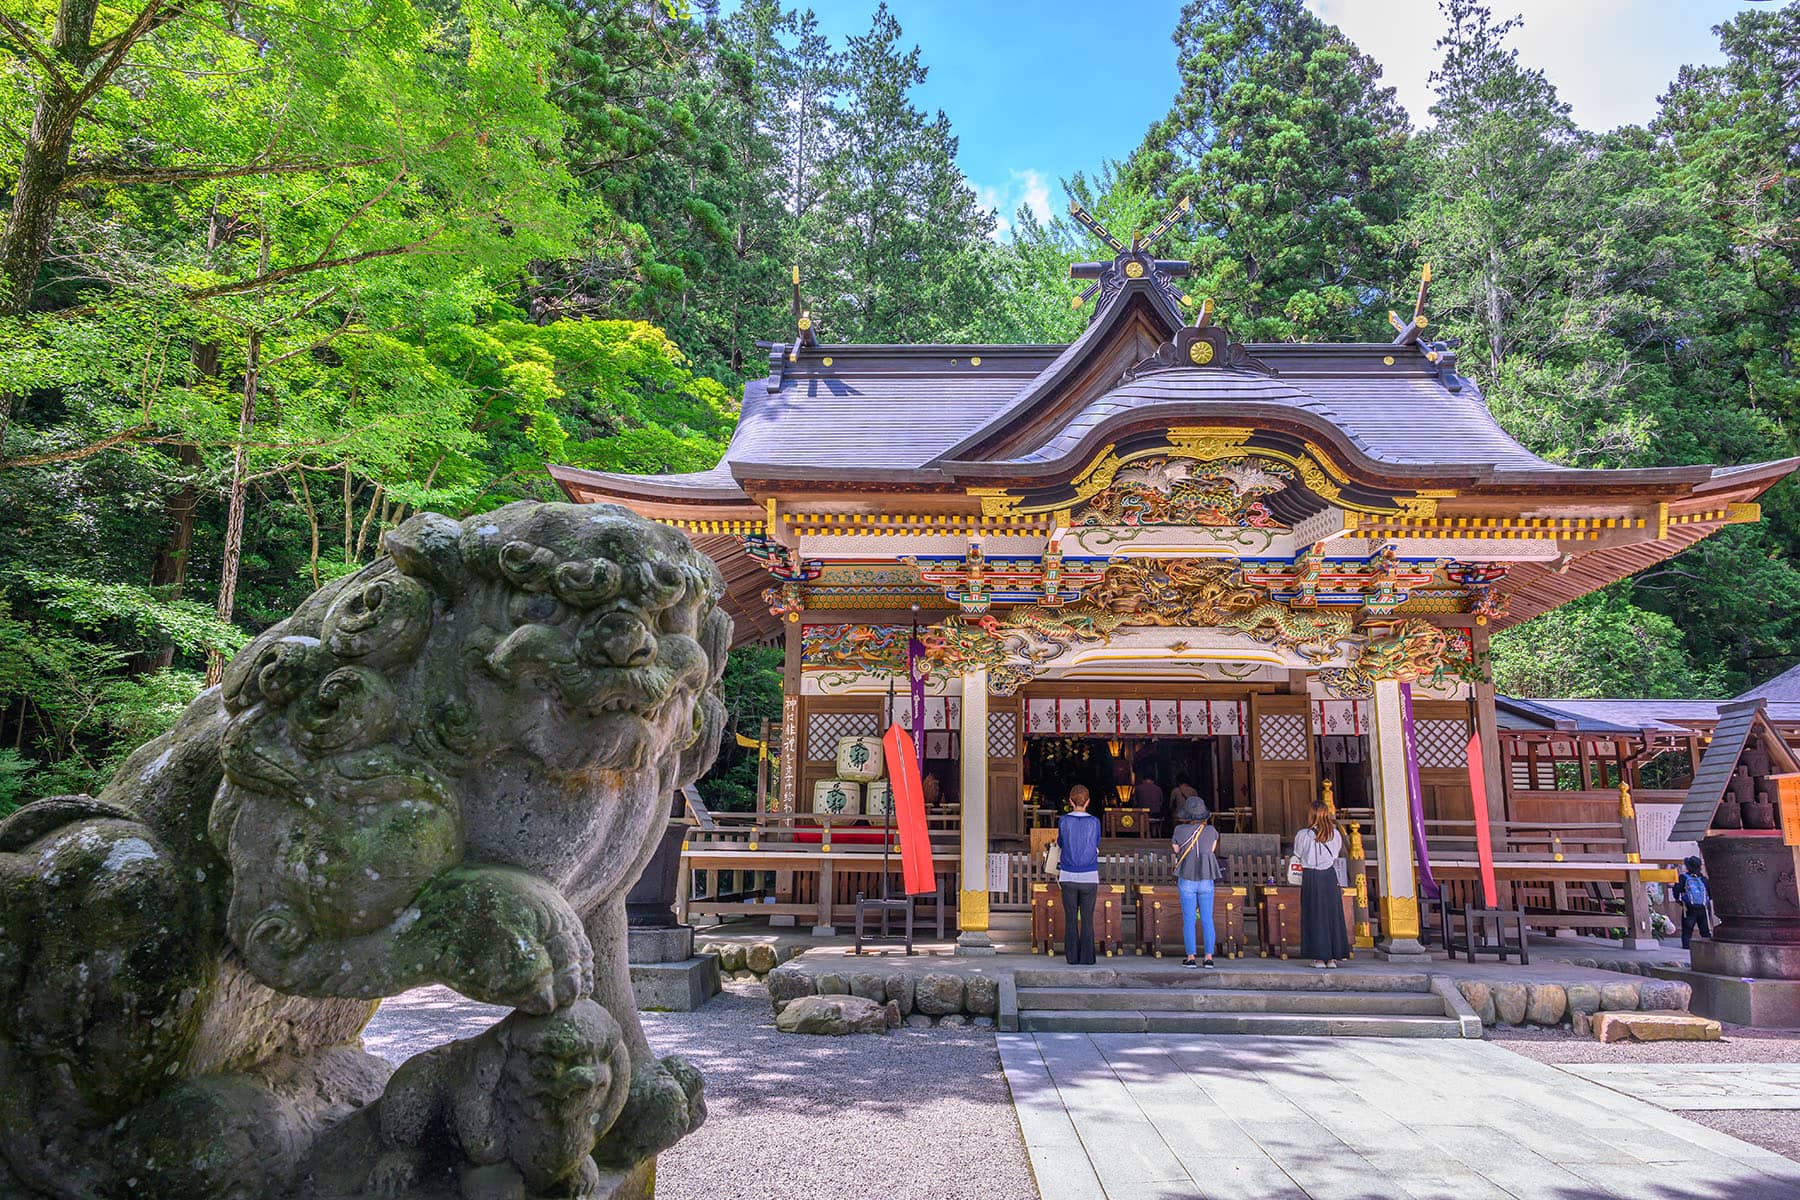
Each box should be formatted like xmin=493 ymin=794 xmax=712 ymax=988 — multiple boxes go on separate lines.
xmin=205 ymin=329 xmax=259 ymax=687
xmin=0 ymin=0 xmax=104 ymax=316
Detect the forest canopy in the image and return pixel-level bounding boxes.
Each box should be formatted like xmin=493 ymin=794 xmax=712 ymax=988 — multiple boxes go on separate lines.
xmin=2 ymin=0 xmax=1796 ymax=811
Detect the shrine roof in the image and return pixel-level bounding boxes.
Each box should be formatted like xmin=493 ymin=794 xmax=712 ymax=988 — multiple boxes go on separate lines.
xmin=1496 ymin=695 xmax=1800 ymax=734
xmin=1735 ymin=661 xmax=1800 ymax=704
xmin=551 ymin=276 xmax=1794 ymax=505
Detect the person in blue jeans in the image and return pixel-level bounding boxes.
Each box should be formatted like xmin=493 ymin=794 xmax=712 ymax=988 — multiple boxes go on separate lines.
xmin=1170 ymin=794 xmax=1221 ymax=967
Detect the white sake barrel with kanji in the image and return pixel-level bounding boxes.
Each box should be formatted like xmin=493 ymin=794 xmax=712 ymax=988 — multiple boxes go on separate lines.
xmin=811 ymin=778 xmax=862 ymax=817
xmin=865 ymin=780 xmax=894 ymax=821
xmin=835 ymin=735 xmax=884 ymax=782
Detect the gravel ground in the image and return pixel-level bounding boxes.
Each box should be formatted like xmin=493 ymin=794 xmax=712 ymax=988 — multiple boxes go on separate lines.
xmin=363 ymin=981 xmax=1038 ymax=1200
xmin=1490 ymin=1023 xmax=1800 ymax=1164
xmin=1488 ymin=1022 xmax=1800 ymax=1065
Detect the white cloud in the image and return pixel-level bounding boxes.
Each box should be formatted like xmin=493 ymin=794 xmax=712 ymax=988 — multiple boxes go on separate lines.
xmin=1307 ymin=0 xmax=1749 ymax=132
xmin=975 ymin=168 xmax=1054 ymax=241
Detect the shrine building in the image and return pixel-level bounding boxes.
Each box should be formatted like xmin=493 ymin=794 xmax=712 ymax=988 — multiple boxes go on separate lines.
xmin=552 ymin=211 xmax=1798 ymax=955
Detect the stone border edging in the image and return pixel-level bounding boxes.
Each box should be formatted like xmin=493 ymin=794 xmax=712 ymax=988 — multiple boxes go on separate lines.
xmin=1430 ymin=975 xmax=1485 ymax=1038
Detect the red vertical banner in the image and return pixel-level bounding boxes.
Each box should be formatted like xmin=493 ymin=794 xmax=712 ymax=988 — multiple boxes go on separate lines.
xmin=884 ymin=724 xmax=935 ymax=895
xmin=1466 ymin=728 xmax=1499 ymax=907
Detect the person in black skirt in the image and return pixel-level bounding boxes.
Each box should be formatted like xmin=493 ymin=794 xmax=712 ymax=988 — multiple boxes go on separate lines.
xmin=1293 ymin=799 xmax=1350 ymax=968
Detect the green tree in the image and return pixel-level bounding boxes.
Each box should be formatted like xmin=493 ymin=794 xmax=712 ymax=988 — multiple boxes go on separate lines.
xmin=1120 ymin=0 xmax=1414 ymax=341
xmin=802 ymin=4 xmax=999 ymax=343
xmin=1491 ymin=592 xmax=1722 ymax=699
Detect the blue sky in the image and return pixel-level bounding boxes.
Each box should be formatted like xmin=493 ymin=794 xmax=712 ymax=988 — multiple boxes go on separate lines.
xmin=776 ymin=0 xmax=1768 ymax=236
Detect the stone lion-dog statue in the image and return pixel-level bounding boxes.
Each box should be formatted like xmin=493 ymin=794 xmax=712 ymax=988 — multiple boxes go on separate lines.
xmin=0 ymin=502 xmax=731 ymax=1199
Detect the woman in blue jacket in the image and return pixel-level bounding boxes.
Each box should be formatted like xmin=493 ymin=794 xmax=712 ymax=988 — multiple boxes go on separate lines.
xmin=1056 ymin=785 xmax=1103 ymax=964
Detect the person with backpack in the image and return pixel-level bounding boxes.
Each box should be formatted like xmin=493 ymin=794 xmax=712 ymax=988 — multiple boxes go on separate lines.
xmin=1677 ymin=855 xmax=1713 ymax=949
xmin=1171 ymin=794 xmax=1221 ymax=968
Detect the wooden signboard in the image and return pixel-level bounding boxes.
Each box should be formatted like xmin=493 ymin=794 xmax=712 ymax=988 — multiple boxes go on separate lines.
xmin=1777 ymin=774 xmax=1800 ymax=847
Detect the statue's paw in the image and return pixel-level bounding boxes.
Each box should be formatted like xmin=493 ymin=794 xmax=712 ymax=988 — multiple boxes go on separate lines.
xmin=417 ymin=866 xmax=593 ymax=1013
xmin=367 ymin=1149 xmax=420 ymax=1196
xmin=591 ymin=1053 xmax=706 ymax=1168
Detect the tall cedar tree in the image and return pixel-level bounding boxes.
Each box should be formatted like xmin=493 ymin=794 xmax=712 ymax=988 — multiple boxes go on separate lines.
xmin=801 ymin=4 xmax=998 ymax=344
xmin=1121 ymin=0 xmax=1413 ymax=342
xmin=1418 ymin=0 xmax=1800 ymax=695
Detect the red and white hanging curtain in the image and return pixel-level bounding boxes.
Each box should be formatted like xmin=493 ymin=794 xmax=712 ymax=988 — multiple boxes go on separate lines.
xmin=1023 ymin=696 xmax=1250 ymax=737
xmin=1312 ymin=699 xmax=1368 ymax=737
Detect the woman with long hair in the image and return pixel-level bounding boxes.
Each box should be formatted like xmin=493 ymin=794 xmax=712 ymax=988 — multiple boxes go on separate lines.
xmin=1293 ymin=799 xmax=1350 ymax=968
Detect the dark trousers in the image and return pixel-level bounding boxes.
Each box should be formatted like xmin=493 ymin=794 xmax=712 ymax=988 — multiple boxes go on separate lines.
xmin=1061 ymin=881 xmax=1097 ymax=965
xmin=1682 ymin=902 xmax=1712 ymax=948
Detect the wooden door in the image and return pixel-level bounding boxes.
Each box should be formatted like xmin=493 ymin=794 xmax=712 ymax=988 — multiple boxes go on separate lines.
xmin=1251 ymin=693 xmax=1318 ymax=839
xmin=986 ymin=695 xmax=1025 ymax=849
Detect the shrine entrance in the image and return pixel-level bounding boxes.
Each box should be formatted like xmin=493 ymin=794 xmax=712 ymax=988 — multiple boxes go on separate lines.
xmin=1021 ymin=735 xmax=1236 ymax=839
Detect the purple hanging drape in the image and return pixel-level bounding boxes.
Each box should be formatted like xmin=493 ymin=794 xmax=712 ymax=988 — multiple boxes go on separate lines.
xmin=907 ymin=635 xmax=927 ymax=774
xmin=1398 ymin=681 xmax=1441 ymax=900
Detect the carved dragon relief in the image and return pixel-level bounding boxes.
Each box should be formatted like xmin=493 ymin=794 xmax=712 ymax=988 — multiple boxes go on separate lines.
xmin=798 ymin=558 xmax=1489 ymax=694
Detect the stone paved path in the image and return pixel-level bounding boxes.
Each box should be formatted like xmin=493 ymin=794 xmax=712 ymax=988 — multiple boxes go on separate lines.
xmin=998 ymin=1032 xmax=1800 ymax=1199
xmin=1555 ymin=1063 xmax=1800 ymax=1111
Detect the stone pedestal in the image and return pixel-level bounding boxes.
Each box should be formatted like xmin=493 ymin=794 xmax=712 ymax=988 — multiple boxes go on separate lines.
xmin=628 ymin=925 xmax=695 ymax=964
xmin=1693 ymin=937 xmax=1800 ymax=980
xmin=627 ymin=923 xmax=717 ymax=1012
xmin=629 ymin=958 xmax=720 ymax=1012
xmin=1373 ymin=938 xmax=1432 ymax=963
xmin=1654 ymin=964 xmax=1800 ymax=1029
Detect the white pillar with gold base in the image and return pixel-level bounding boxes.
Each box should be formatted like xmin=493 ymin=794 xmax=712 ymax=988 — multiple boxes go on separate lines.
xmin=956 ymin=668 xmax=995 ymax=954
xmin=1370 ymin=678 xmax=1429 ymax=960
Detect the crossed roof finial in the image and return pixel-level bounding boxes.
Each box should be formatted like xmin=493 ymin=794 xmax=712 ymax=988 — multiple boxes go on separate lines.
xmin=1067 ymin=195 xmax=1194 ymax=321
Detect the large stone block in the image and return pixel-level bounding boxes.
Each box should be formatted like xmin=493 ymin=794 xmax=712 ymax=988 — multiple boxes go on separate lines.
xmin=627 ymin=925 xmax=694 ymax=965
xmin=765 ymin=966 xmax=815 ymax=1014
xmin=717 ymin=942 xmax=747 ymax=972
xmin=1526 ymin=983 xmax=1567 ymax=1027
xmin=850 ymin=972 xmax=887 ymax=1002
xmin=1639 ymin=979 xmax=1692 ymax=1012
xmin=1565 ymin=983 xmax=1601 ymax=1016
xmin=630 ymin=957 xmax=720 ymax=1012
xmin=1599 ymin=981 xmax=1642 ymax=1011
xmin=886 ymin=974 xmax=917 ymax=1016
xmin=1594 ymin=1011 xmax=1722 ymax=1043
xmin=774 ymin=994 xmax=891 ymax=1036
xmin=964 ymin=975 xmax=1000 ymax=1016
xmin=745 ymin=943 xmax=779 ymax=975
xmin=916 ymin=972 xmax=966 ymax=1016
xmin=1493 ymin=982 xmax=1528 ymax=1026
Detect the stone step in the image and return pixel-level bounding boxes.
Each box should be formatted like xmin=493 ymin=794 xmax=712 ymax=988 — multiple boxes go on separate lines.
xmin=1012 ymin=967 xmax=1432 ymax=993
xmin=1018 ymin=1009 xmax=1465 ymax=1037
xmin=1016 ymin=986 xmax=1447 ymax=1016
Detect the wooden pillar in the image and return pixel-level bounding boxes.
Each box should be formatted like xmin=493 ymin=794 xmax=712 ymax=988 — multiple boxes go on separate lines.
xmin=773 ymin=614 xmax=803 ymax=925
xmin=1370 ymin=678 xmax=1427 ymax=958
xmin=957 ymin=667 xmax=995 ymax=954
xmin=1471 ymin=624 xmax=1506 ymax=825
xmin=1618 ymin=778 xmax=1659 ymax=949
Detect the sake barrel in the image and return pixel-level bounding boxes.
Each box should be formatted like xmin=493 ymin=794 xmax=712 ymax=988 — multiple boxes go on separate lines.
xmin=835 ymin=735 xmax=884 ymax=782
xmin=865 ymin=780 xmax=894 ymax=821
xmin=810 ymin=778 xmax=862 ymax=817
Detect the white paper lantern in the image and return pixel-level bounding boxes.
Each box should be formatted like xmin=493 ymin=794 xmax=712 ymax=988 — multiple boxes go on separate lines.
xmin=811 ymin=778 xmax=862 ymax=817
xmin=835 ymin=735 xmax=884 ymax=782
